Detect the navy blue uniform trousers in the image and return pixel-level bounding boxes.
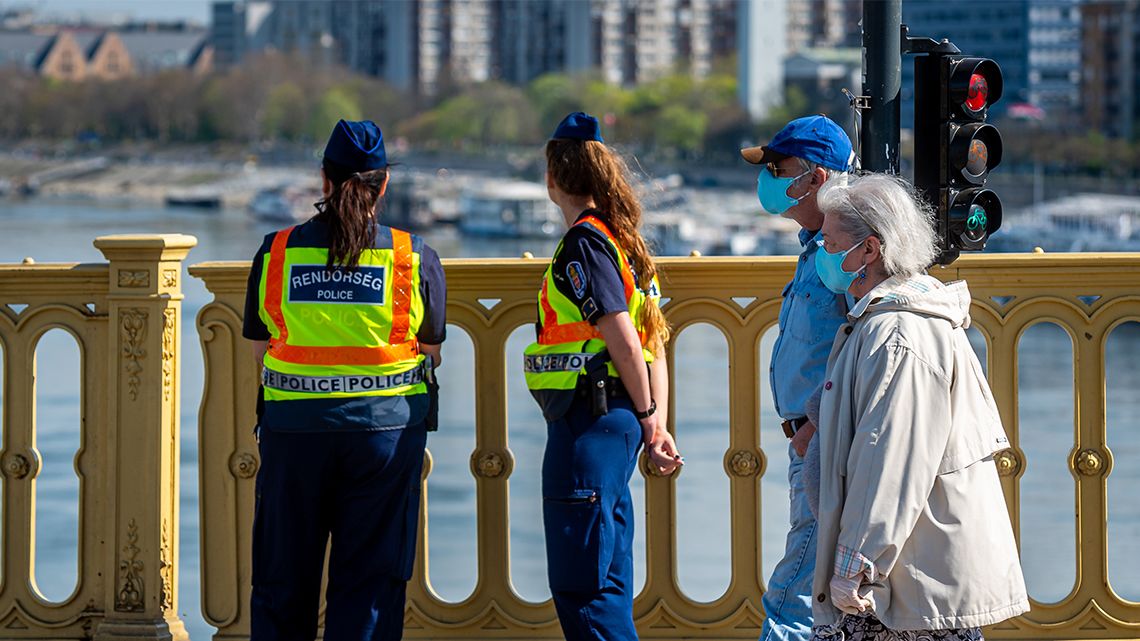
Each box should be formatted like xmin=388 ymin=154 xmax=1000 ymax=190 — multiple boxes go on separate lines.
xmin=251 ymin=423 xmax=427 ymax=641
xmin=542 ymin=397 xmax=642 ymax=641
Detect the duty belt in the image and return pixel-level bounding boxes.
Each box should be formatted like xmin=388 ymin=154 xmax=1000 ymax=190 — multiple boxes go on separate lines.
xmin=262 ymin=364 xmax=425 ymax=394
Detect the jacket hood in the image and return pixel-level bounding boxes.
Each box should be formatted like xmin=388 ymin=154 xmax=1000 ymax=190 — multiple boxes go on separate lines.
xmin=848 ymin=274 xmax=972 ymax=329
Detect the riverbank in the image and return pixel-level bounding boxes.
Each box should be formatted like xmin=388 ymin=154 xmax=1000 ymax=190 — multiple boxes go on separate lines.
xmin=4 ymin=148 xmax=1140 ymax=258
xmin=6 ymin=144 xmax=1140 ymax=213
xmin=0 ymin=153 xmax=313 ymax=208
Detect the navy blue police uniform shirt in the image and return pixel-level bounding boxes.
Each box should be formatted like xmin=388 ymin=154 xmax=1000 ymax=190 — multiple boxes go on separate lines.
xmin=550 ymin=209 xmax=629 ymax=325
xmin=242 ymin=218 xmax=447 ymax=432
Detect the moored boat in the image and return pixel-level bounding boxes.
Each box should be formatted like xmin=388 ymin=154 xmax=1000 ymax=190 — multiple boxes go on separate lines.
xmin=247 ymin=186 xmax=321 ymax=223
xmin=457 ymin=180 xmax=562 ymax=238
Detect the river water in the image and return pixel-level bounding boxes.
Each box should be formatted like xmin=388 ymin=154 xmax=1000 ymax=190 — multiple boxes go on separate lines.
xmin=1 ymin=197 xmax=1138 ymax=640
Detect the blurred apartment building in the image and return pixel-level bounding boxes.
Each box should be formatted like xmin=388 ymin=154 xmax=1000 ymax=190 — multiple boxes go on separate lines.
xmin=0 ymin=18 xmax=213 ymax=80
xmin=900 ymin=0 xmax=1086 ymax=131
xmin=786 ymin=0 xmax=861 ymax=51
xmin=211 ymin=0 xmax=822 ymax=119
xmin=211 ymin=1 xmax=761 ymax=86
xmin=1081 ymin=0 xmax=1140 ymax=140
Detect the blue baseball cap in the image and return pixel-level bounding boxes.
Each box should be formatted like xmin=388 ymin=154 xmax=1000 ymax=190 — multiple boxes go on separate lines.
xmin=323 ymin=119 xmax=387 ymax=171
xmin=551 ymin=111 xmax=604 ymax=143
xmin=740 ymin=115 xmax=854 ymax=172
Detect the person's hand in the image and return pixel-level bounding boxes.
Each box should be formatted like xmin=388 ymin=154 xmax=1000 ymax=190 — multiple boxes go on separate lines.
xmin=639 ymin=412 xmax=660 ymax=449
xmin=791 ymin=420 xmax=816 ymax=457
xmin=643 ymin=420 xmax=683 ymax=476
xmin=829 ymin=573 xmax=872 ymax=614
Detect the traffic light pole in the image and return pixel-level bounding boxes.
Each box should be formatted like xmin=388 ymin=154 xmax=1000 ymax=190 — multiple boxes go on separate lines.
xmin=860 ymin=0 xmax=902 ymax=173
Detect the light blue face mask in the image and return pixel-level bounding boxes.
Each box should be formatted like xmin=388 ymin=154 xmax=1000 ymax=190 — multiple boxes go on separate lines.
xmin=757 ymin=166 xmax=810 ymax=215
xmin=814 ymin=239 xmax=866 ymax=294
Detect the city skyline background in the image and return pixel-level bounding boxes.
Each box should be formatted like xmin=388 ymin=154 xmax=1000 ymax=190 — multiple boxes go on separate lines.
xmin=1 ymin=0 xmax=1138 ymax=178
xmin=8 ymin=0 xmax=212 ymax=22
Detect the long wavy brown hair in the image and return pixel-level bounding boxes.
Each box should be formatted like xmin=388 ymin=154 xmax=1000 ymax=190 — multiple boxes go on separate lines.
xmin=315 ymin=159 xmax=388 ymax=270
xmin=545 ymin=138 xmax=670 ymax=349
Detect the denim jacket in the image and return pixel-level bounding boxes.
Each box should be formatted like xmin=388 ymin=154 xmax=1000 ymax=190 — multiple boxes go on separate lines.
xmin=770 ymin=228 xmax=850 ymax=421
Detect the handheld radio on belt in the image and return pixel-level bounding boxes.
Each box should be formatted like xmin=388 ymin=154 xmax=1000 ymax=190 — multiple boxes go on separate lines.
xmin=583 ymin=350 xmax=611 ymax=417
xmin=425 ymin=362 xmax=439 ymax=432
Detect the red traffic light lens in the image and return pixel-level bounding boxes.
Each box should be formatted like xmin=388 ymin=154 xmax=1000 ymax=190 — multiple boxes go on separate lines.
xmin=945 ymin=58 xmax=1003 ymax=119
xmin=966 ymin=73 xmax=989 ymax=113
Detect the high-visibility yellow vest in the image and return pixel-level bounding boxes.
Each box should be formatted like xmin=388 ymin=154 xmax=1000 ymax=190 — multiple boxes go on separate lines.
xmin=523 ymin=214 xmax=660 ymax=416
xmin=258 ymin=225 xmax=427 ymax=402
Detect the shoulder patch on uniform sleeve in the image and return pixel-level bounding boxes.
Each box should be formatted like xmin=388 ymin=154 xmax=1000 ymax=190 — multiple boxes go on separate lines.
xmin=581 ymin=297 xmax=598 ymax=320
xmin=566 ymin=261 xmax=588 ymax=298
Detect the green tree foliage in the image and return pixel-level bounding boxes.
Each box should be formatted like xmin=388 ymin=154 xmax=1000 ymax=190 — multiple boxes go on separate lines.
xmin=308 ymin=86 xmax=364 ymax=141
xmin=656 ymin=105 xmax=708 ymax=157
xmin=262 ymin=82 xmax=308 ymax=141
xmin=528 ymin=73 xmax=585 ymax=130
xmin=402 ymin=82 xmax=539 ymax=148
xmin=6 ymin=53 xmax=1134 ymax=173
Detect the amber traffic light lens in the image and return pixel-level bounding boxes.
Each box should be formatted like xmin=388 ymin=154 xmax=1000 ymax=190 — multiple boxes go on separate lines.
xmin=967 ymin=139 xmax=989 ymax=177
xmin=966 ymin=73 xmax=989 ymax=113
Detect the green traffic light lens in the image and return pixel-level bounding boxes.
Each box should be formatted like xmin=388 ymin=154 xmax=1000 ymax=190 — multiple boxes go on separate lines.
xmin=963 ymin=203 xmax=988 ymax=244
xmin=967 ymin=204 xmax=987 ymax=230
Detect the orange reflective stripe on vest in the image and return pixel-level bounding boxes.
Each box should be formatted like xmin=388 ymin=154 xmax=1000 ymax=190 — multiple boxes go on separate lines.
xmin=263 ymin=226 xmax=419 ymax=366
xmin=578 ymin=215 xmax=635 ymax=300
xmin=539 ymin=277 xmax=603 ymax=344
xmin=267 ymin=341 xmax=420 ymax=366
xmin=537 ymin=215 xmax=647 ymax=346
xmin=264 ymin=225 xmax=294 ymax=345
xmin=388 ymin=228 xmax=414 ymax=344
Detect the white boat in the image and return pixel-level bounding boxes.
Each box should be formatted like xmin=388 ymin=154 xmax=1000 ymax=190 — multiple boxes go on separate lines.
xmin=248 ymin=186 xmax=320 ymax=224
xmin=165 ymin=187 xmax=222 ymax=209
xmin=994 ymin=193 xmax=1140 ymax=253
xmin=638 ymin=173 xmax=688 ymax=211
xmin=457 ymin=180 xmax=562 ymax=238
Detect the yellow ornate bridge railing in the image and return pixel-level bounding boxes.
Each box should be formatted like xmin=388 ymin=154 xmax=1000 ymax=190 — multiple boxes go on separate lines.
xmin=0 ymin=234 xmax=196 ymax=641
xmin=190 ymin=252 xmax=1140 ymax=641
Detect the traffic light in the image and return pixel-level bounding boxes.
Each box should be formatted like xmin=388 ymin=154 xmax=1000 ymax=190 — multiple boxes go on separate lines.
xmin=913 ymin=53 xmax=1004 ymax=265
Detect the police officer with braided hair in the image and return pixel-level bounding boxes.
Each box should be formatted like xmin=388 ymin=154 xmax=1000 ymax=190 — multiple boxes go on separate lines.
xmin=525 ymin=112 xmax=683 ymax=640
xmin=243 ymin=119 xmax=446 ymax=641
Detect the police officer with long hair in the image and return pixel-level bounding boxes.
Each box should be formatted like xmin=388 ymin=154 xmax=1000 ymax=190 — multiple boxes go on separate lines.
xmin=242 ymin=119 xmax=446 ymax=641
xmin=524 ymin=112 xmax=683 ymax=640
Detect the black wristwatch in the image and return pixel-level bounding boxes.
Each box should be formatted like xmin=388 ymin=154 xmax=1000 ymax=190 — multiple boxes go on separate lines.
xmin=634 ymin=399 xmax=657 ymax=419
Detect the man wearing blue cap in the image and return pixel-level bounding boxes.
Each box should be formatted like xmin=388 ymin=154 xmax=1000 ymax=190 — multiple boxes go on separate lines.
xmin=243 ymin=119 xmax=447 ymax=641
xmin=740 ymin=115 xmax=854 ymax=641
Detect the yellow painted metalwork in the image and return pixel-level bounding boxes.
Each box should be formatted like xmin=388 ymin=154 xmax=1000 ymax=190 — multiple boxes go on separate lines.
xmin=1 ymin=246 xmax=1135 ymax=640
xmin=0 ymin=234 xmax=196 ymax=641
xmin=190 ymin=252 xmax=1140 ymax=641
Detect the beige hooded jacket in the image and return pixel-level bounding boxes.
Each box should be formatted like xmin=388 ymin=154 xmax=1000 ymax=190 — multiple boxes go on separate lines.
xmin=812 ymin=274 xmax=1029 ymax=631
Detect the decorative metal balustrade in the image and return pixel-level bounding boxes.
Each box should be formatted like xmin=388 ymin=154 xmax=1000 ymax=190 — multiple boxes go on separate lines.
xmin=0 ymin=235 xmax=196 ymax=641
xmin=0 ymin=245 xmax=1136 ymax=640
xmin=190 ymin=252 xmax=1140 ymax=641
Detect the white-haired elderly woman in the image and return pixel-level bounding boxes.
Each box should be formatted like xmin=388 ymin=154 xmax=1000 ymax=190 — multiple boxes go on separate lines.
xmin=807 ymin=173 xmax=1029 ymax=641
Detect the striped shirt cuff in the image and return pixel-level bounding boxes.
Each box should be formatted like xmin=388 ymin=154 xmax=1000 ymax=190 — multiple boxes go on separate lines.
xmin=834 ymin=543 xmax=876 ymax=581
